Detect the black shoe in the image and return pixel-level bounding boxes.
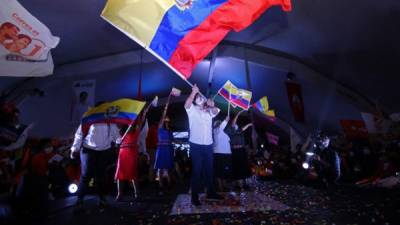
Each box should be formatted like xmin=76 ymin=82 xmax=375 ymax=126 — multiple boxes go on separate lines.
xmin=99 ymin=199 xmax=108 ymax=212
xmin=206 ymin=193 xmax=224 ymax=200
xmin=191 ymin=197 xmax=201 ymax=206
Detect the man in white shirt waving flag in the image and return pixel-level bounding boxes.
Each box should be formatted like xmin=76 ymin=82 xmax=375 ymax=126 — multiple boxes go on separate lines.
xmin=0 ymin=0 xmax=59 ymax=77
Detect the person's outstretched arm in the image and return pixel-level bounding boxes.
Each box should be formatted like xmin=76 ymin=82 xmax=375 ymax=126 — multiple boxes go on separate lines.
xmin=242 ymin=123 xmax=253 ymax=132
xmin=159 ymin=96 xmax=171 ymax=129
xmin=231 ymin=110 xmax=245 ymax=127
xmin=184 ymin=84 xmax=199 ymax=109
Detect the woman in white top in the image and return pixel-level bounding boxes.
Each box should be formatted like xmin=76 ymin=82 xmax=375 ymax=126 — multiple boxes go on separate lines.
xmin=213 ymin=115 xmax=232 ymax=191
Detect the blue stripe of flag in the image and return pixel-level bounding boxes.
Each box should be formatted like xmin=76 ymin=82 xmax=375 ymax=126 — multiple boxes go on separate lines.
xmin=219 ymin=88 xmax=250 ymax=106
xmin=255 ymin=101 xmax=263 ymax=112
xmin=149 ymin=0 xmax=227 ymax=61
xmin=82 ymin=112 xmax=138 ymax=125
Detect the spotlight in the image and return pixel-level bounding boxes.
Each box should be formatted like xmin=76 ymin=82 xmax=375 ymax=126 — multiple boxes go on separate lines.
xmin=302 ymin=162 xmax=309 ymax=169
xmin=306 ymin=152 xmax=314 ymax=156
xmin=261 ymin=144 xmax=264 ymax=148
xmin=68 ymin=183 xmax=78 ymax=194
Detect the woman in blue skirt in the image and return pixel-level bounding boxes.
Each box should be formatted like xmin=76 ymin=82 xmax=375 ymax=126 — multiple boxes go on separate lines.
xmin=154 ymin=96 xmax=174 ymax=188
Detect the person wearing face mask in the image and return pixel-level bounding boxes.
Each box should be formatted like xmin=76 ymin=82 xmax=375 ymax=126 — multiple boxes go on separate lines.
xmin=154 ymin=101 xmax=174 ymax=192
xmin=225 ymin=110 xmax=253 ymax=190
xmin=212 ymin=115 xmax=232 ymax=191
xmin=185 ymin=84 xmax=223 ymax=206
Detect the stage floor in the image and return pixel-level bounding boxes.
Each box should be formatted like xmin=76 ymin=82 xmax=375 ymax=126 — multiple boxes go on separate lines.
xmin=170 ymin=191 xmax=289 ymax=215
xmin=9 ymin=179 xmax=400 ymax=225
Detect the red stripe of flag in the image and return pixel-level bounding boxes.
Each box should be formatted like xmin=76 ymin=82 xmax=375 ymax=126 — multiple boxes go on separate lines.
xmin=169 ymin=0 xmax=292 ymax=78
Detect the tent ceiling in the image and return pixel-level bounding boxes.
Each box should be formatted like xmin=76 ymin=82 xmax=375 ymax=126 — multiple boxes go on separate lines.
xmin=3 ymin=0 xmax=400 ymax=112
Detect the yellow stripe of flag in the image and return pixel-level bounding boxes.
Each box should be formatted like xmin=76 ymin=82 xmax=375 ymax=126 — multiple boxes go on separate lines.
xmin=101 ymin=0 xmax=175 ymax=47
xmin=83 ymin=98 xmax=145 ymax=118
xmin=260 ymin=97 xmax=275 ymax=117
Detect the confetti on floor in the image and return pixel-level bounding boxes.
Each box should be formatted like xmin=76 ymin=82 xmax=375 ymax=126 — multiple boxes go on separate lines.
xmin=170 ymin=191 xmax=289 ymax=215
xmin=12 ymin=179 xmax=399 ymax=225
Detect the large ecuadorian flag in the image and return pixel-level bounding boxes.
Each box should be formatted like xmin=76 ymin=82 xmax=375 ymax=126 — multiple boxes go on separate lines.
xmin=81 ymin=98 xmax=146 ymax=134
xmin=218 ymin=80 xmax=252 ymax=110
xmin=101 ymin=0 xmax=292 ymax=79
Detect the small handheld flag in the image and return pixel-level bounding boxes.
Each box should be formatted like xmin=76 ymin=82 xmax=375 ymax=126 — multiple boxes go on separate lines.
xmin=253 ymin=96 xmax=276 ymax=121
xmin=218 ymin=80 xmax=252 ymax=110
xmin=171 ymin=87 xmax=181 ymax=97
xmin=151 ymin=96 xmax=158 ymax=107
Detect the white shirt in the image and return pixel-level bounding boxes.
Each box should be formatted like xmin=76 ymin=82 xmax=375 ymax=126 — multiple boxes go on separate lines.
xmin=71 ymin=123 xmax=121 ymax=152
xmin=213 ymin=120 xmax=231 ymax=154
xmin=185 ymin=104 xmax=217 ymax=145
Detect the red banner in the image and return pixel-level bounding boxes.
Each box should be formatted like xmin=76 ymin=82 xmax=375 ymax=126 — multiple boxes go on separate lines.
xmin=340 ymin=120 xmax=368 ymax=139
xmin=285 ymin=81 xmax=305 ymax=122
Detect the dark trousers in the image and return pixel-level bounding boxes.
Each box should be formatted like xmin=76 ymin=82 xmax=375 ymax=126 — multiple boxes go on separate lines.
xmin=189 ymin=142 xmax=215 ymax=199
xmin=78 ymin=147 xmax=109 ymax=200
xmin=15 ymin=173 xmax=48 ymax=218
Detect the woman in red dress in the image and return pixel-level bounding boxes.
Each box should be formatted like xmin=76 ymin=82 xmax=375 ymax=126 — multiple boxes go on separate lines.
xmin=115 ymin=106 xmax=149 ymax=200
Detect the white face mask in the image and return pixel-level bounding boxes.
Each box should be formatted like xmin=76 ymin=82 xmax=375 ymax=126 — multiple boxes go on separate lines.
xmin=195 ymin=96 xmax=205 ymax=105
xmin=322 ymin=139 xmax=330 ymax=148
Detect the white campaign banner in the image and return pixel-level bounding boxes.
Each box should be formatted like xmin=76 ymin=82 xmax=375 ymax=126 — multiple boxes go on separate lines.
xmin=0 ymin=0 xmax=60 ymax=76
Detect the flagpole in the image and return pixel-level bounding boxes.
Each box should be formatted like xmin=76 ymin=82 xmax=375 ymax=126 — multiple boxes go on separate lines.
xmin=244 ymin=48 xmax=258 ymax=152
xmin=227 ymin=82 xmax=232 ymax=117
xmin=227 ymin=102 xmax=231 ymax=117
xmin=120 ymin=99 xmax=153 ymax=142
xmin=165 ymin=92 xmax=172 ymax=111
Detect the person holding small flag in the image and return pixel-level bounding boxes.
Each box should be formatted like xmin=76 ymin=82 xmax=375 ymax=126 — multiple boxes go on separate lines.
xmin=154 ymin=88 xmax=180 ymax=192
xmin=225 ymin=110 xmax=253 ymax=190
xmin=154 ymin=115 xmax=173 ymax=190
xmin=115 ymin=102 xmax=152 ymax=201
